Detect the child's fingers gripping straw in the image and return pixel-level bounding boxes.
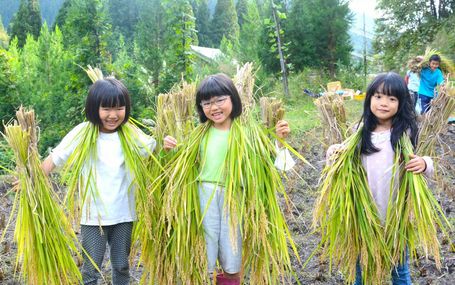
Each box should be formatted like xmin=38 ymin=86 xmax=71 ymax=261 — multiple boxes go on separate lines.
xmin=163 ymin=135 xmax=178 ymax=151
xmin=275 ymin=120 xmax=291 ymax=140
xmin=405 ymin=154 xmax=427 ymax=174
xmin=326 ymin=143 xmax=346 ymax=165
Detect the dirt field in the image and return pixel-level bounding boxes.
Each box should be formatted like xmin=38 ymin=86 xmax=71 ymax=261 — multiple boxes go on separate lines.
xmin=0 ymin=125 xmax=454 ymax=284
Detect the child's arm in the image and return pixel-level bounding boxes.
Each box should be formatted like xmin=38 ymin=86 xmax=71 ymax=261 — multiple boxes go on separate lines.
xmin=405 ymin=154 xmax=434 ymax=177
xmin=42 ymin=155 xmax=56 ymax=176
xmin=274 ymin=120 xmax=295 ymax=171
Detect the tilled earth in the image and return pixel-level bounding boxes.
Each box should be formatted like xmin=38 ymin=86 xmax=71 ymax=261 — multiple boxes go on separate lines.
xmin=0 ymin=126 xmax=454 ymax=284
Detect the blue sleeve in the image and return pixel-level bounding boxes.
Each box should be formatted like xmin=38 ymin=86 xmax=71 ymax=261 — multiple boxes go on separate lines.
xmin=437 ymin=69 xmax=444 ymax=85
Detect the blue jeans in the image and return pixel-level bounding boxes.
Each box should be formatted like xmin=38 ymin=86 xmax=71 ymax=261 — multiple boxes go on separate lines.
xmin=419 ymin=94 xmax=432 ymax=114
xmin=354 ymin=250 xmax=411 ymax=285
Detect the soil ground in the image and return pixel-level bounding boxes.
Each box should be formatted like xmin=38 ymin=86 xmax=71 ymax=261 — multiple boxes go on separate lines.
xmin=0 ymin=125 xmax=454 ymax=284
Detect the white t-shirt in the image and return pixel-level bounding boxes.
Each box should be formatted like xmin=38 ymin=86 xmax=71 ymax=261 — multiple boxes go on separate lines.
xmin=51 ymin=122 xmax=156 ymax=226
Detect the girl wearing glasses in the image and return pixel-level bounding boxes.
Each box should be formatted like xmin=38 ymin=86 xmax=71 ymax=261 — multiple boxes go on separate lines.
xmin=162 ymin=73 xmax=295 ymax=284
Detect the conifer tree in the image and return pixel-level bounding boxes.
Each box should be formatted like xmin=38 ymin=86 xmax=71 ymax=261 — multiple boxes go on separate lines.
xmin=287 ymin=0 xmax=352 ymax=76
xmin=134 ymin=0 xmax=165 ymax=87
xmin=193 ymin=0 xmax=211 ymax=47
xmin=0 ymin=16 xmax=10 ymax=49
xmin=238 ymin=0 xmax=261 ymax=63
xmin=9 ymin=0 xmax=42 ymax=48
xmin=60 ymin=0 xmax=112 ymax=67
xmin=160 ymin=0 xmax=197 ymax=91
xmin=210 ymin=0 xmax=239 ymax=47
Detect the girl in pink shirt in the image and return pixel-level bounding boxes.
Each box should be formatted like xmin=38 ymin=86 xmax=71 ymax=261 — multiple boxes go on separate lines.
xmin=328 ymin=72 xmax=433 ymax=284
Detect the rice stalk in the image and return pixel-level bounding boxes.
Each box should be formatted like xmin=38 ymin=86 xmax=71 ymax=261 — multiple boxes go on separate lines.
xmin=417 ymin=81 xmax=455 ymax=157
xmin=82 ymin=65 xmax=104 ymax=82
xmin=385 ymin=135 xmax=452 ymax=268
xmin=148 ymin=124 xmax=210 ymax=284
xmin=417 ymin=48 xmax=455 ymax=74
xmin=313 ymin=129 xmax=390 ymax=284
xmin=260 ymin=97 xmax=285 ymax=128
xmin=234 ymin=62 xmax=255 ymax=117
xmin=314 ymin=92 xmax=347 ymax=147
xmin=155 ymin=80 xmax=197 ymax=143
xmin=2 ymin=107 xmax=82 ymax=285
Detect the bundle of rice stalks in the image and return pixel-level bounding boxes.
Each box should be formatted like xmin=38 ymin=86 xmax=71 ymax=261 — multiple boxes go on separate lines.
xmin=155 ymin=80 xmax=196 ymax=143
xmin=313 ymin=129 xmax=390 ymax=284
xmin=260 ymin=97 xmax=285 ymax=128
xmin=314 ymin=92 xmax=347 ymax=147
xmin=385 ymin=135 xmax=452 ymax=270
xmin=151 ymin=119 xmax=303 ymax=284
xmin=148 ymin=124 xmax=210 ymax=284
xmin=82 ymin=65 xmax=104 ymax=82
xmin=234 ymin=62 xmax=255 ymax=116
xmin=417 ymin=48 xmax=455 ymax=74
xmin=2 ymin=107 xmax=82 ymax=285
xmin=407 ymin=56 xmax=424 ymax=73
xmin=417 ymin=81 xmax=455 ymax=157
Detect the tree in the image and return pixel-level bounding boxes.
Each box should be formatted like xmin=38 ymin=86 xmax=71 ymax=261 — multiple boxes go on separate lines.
xmin=374 ymin=0 xmax=454 ymax=70
xmin=160 ymin=0 xmax=197 ymax=91
xmin=287 ymin=0 xmax=352 ymax=76
xmin=210 ymin=0 xmax=240 ymax=47
xmin=9 ymin=0 xmax=42 ymax=48
xmin=270 ymin=0 xmax=289 ymax=96
xmin=193 ymin=0 xmax=211 ymax=47
xmin=60 ymin=0 xmax=112 ymax=68
xmin=236 ymin=0 xmax=249 ymax=27
xmin=134 ymin=0 xmax=165 ymax=87
xmin=238 ymin=0 xmax=262 ymax=63
xmin=107 ymin=0 xmax=140 ymax=42
xmin=53 ymin=0 xmax=72 ymax=30
xmin=0 ymin=49 xmax=18 ymax=124
xmin=0 ymin=16 xmax=9 ymax=48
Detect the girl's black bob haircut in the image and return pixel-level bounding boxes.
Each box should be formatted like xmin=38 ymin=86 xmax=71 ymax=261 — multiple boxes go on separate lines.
xmin=85 ymin=77 xmax=131 ymax=126
xmin=360 ymin=72 xmax=417 ymax=154
xmin=195 ymin=73 xmax=242 ymax=123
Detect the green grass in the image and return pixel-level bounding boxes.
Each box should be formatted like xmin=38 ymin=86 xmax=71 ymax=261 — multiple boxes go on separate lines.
xmin=284 ymin=95 xmax=365 ymax=138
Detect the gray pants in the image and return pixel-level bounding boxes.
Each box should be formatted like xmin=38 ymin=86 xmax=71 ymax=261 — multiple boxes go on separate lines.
xmin=81 ymin=222 xmax=133 ymax=285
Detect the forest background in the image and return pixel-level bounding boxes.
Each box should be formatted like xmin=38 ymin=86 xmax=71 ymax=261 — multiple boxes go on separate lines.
xmin=0 ymin=0 xmax=454 ymax=160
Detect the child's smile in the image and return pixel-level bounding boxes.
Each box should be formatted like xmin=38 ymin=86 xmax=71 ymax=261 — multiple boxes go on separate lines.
xmin=202 ymin=96 xmax=233 ymax=130
xmin=99 ymin=106 xmax=126 ymax=133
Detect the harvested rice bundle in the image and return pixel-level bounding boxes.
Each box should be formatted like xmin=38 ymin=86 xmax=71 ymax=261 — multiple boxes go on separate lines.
xmin=313 ymin=129 xmax=389 ymax=284
xmin=385 ymin=135 xmax=452 ymax=270
xmin=2 ymin=107 xmax=82 ymax=285
xmin=314 ymin=92 xmax=347 ymax=146
xmin=83 ymin=64 xmax=104 ymax=82
xmin=152 ymin=119 xmax=301 ymax=284
xmin=417 ymin=82 xmax=455 ymax=157
xmin=155 ymin=81 xmax=196 ymax=143
xmin=260 ymin=97 xmax=285 ymax=128
xmin=417 ymin=48 xmax=455 ymax=74
xmin=233 ymin=62 xmax=255 ymax=116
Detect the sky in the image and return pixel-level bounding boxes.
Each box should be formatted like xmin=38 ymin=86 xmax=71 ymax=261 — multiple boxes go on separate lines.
xmin=349 ymin=0 xmax=380 ymax=19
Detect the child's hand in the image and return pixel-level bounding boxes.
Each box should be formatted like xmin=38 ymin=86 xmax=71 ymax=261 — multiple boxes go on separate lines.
xmin=405 ymin=154 xmax=427 ymax=174
xmin=275 ymin=120 xmax=290 ymax=148
xmin=276 ymin=120 xmax=290 ymax=139
xmin=163 ymin=136 xmax=177 ymax=151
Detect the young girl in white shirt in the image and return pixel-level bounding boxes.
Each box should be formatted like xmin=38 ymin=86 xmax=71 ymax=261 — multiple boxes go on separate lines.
xmin=41 ymin=78 xmax=156 ymax=285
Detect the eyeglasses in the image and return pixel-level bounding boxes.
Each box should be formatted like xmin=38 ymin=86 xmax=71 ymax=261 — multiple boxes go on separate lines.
xmin=200 ymin=96 xmax=229 ymax=109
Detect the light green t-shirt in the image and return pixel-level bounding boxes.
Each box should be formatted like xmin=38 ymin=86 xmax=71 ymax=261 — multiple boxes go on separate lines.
xmin=199 ymin=126 xmax=229 ymax=184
